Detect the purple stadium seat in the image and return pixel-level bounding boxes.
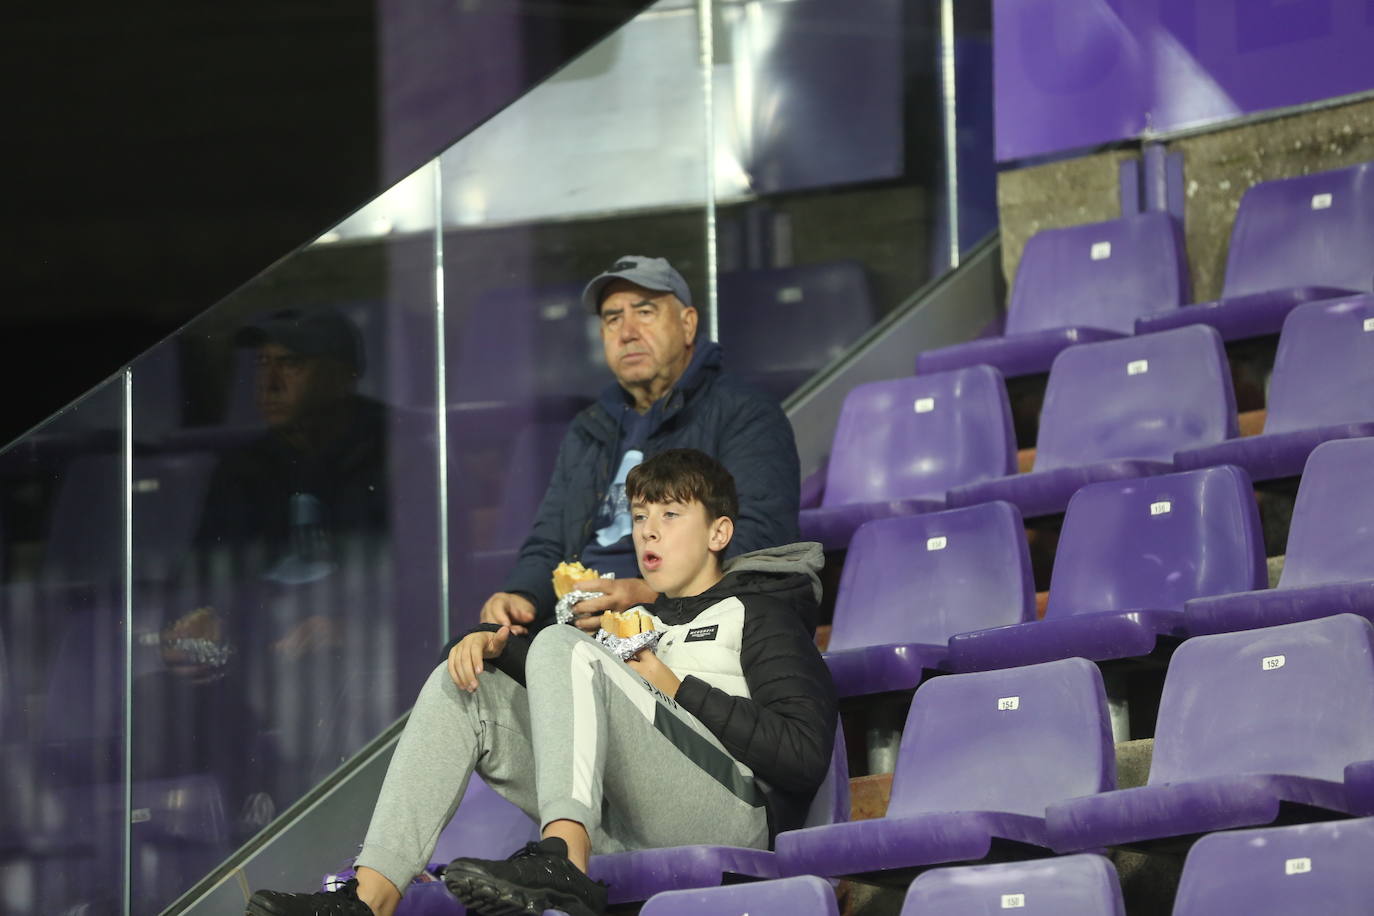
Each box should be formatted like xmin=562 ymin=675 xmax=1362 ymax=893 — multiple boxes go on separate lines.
xmin=641 ymin=875 xmax=838 ymax=916
xmin=901 ymin=853 xmax=1124 ymax=916
xmin=916 ymin=212 xmax=1188 ymax=378
xmin=1174 ymin=295 xmax=1374 ymax=481
xmin=946 ymin=325 xmax=1237 ymax=519
xmin=798 ymin=367 xmax=1017 ymax=550
xmin=1346 ymin=761 xmax=1374 ymax=816
xmin=586 ymin=726 xmax=849 ymax=906
xmin=947 ymin=465 xmax=1266 ymax=673
xmin=449 ymin=284 xmax=606 ymax=408
xmin=776 ymin=658 xmax=1113 ymax=882
xmin=1184 ymin=438 xmax=1374 ymax=636
xmin=1046 ymin=614 xmax=1374 ymax=854
xmin=718 ymin=262 xmax=876 ymax=400
xmin=1172 ymin=818 xmax=1374 ymax=916
xmin=1136 ymin=161 xmax=1374 ymax=342
xmin=824 ymin=503 xmax=1035 ymax=697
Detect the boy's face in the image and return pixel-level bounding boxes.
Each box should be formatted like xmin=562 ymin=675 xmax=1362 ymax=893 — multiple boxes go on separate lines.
xmin=631 ymin=497 xmax=733 ymax=598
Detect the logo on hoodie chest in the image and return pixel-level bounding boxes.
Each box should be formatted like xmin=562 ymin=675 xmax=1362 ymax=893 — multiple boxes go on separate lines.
xmin=684 ymin=625 xmax=719 ymax=643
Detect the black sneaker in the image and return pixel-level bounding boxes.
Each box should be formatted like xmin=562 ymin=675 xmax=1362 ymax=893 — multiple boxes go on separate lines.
xmin=443 ymin=837 xmax=608 ymax=916
xmin=246 ymin=877 xmax=374 ymax=916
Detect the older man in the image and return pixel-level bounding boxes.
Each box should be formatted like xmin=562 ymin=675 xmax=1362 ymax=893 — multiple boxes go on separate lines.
xmin=480 ymin=255 xmax=801 ymax=636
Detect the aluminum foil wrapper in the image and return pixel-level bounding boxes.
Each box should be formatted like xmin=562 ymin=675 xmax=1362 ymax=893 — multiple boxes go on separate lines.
xmin=554 ymin=572 xmax=615 ymax=625
xmin=594 ymin=627 xmax=662 ymax=661
xmin=161 ymin=637 xmax=235 ymax=669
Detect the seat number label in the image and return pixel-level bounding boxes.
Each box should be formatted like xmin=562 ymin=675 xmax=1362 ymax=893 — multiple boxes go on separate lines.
xmin=1262 ymin=655 xmax=1286 ymax=671
xmin=1091 ymin=241 xmax=1112 ymax=260
xmin=1285 ymin=857 xmax=1311 ymax=875
xmin=1001 ymin=894 xmax=1026 ymax=908
xmin=927 ymin=536 xmax=948 ymax=551
xmin=1363 ymin=317 xmax=1374 ymax=332
xmin=1127 ymin=359 xmax=1149 ymax=375
xmin=914 ymin=397 xmax=935 ymax=413
xmin=1150 ymin=500 xmax=1172 ymax=516
xmin=998 ymin=696 xmax=1020 ymax=711
xmin=1311 ymin=193 xmax=1333 ymax=210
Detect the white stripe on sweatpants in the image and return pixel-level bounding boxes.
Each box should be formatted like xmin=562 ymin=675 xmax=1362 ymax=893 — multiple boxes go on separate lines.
xmin=567 ymin=640 xmax=683 ymax=809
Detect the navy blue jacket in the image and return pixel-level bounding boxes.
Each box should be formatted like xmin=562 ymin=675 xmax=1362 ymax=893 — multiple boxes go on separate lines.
xmin=502 ymin=341 xmax=801 ymax=622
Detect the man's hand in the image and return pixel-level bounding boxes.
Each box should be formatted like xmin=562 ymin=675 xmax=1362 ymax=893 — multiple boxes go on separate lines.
xmin=569 ymin=577 xmax=659 ymax=632
xmin=448 ymin=627 xmax=510 ymax=693
xmin=626 ymin=648 xmax=680 ymax=699
xmin=480 ymin=592 xmax=536 ymax=636
xmin=273 ymin=615 xmax=343 ymax=660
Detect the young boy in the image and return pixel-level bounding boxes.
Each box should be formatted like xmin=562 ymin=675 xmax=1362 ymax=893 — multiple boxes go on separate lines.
xmin=247 ymin=448 xmax=836 ymax=916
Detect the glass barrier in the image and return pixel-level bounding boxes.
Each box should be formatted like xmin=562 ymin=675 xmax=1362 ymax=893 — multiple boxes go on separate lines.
xmin=710 ymin=0 xmax=957 ymax=401
xmin=436 ymin=0 xmax=711 ymax=631
xmin=1 ymin=1 xmax=996 ymax=911
xmin=953 ymin=0 xmax=997 ymax=257
xmin=0 ymin=377 xmax=129 ymax=915
xmin=122 ymin=161 xmax=443 ymax=912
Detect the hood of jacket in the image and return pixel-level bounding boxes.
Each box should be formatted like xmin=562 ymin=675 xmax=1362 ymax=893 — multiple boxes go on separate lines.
xmin=649 ymin=541 xmax=824 ymax=628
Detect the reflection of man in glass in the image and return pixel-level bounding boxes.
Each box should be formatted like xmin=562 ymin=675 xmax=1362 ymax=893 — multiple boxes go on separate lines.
xmin=156 ymin=306 xmax=389 ymax=835
xmin=196 ymin=306 xmax=388 ymax=589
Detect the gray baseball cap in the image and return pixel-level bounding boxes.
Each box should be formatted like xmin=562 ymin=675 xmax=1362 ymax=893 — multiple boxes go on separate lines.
xmin=581 ymin=255 xmax=693 ymax=314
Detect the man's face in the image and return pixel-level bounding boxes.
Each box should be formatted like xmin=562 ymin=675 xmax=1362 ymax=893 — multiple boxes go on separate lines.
xmin=632 ymin=497 xmax=728 ymax=598
xmin=599 ymin=280 xmax=697 ymax=398
xmin=254 ymin=341 xmax=341 ymax=427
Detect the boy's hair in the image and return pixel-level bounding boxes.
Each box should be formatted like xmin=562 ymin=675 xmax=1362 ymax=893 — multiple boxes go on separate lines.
xmin=625 ymin=448 xmax=738 ymax=522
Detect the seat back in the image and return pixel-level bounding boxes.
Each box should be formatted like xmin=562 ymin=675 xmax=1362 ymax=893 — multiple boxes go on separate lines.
xmin=822 ymin=366 xmax=1016 ymax=507
xmin=1264 ymin=295 xmax=1374 ymax=435
xmin=1221 ymin=160 xmax=1374 ymax=299
xmin=889 ymin=658 xmax=1114 ymax=818
xmin=1149 ymin=614 xmax=1374 ymax=785
xmin=1173 ymin=818 xmax=1374 ymax=915
xmin=828 ymin=503 xmax=1034 ymax=652
xmin=641 ymin=875 xmax=839 ymax=916
xmin=1046 ymin=465 xmax=1266 ymax=618
xmin=1277 ymin=438 xmax=1374 ymax=589
xmin=1033 ymin=325 xmax=1237 ymax=472
xmin=803 ymin=724 xmax=851 ymax=829
xmin=718 ymin=261 xmax=875 ymax=397
xmin=902 ymin=853 xmax=1125 ymax=916
xmin=449 ymin=283 xmax=607 ymax=406
xmin=1007 ymin=212 xmax=1188 ymax=336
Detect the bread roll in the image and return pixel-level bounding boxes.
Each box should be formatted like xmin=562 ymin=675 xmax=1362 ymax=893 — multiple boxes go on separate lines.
xmin=552 ymin=561 xmax=600 ymax=599
xmin=600 ymin=609 xmax=655 ymax=638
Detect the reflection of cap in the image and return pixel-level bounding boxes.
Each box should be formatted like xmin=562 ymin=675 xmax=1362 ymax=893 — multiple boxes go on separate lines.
xmin=581 ymin=255 xmax=693 ymax=314
xmin=235 ymin=307 xmax=366 ymax=376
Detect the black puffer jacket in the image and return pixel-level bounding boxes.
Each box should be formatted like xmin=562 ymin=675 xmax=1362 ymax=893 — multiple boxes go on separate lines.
xmin=502 ymin=341 xmax=801 ymax=621
xmin=656 ymin=542 xmax=837 ymax=838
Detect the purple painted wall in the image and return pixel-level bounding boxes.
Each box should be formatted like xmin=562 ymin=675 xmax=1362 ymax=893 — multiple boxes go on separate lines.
xmin=995 ymin=0 xmax=1374 ymax=162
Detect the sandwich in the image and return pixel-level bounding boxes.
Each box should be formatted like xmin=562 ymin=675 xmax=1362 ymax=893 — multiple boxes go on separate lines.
xmin=599 ymin=609 xmax=657 ymax=639
xmin=552 ymin=561 xmax=601 ymax=599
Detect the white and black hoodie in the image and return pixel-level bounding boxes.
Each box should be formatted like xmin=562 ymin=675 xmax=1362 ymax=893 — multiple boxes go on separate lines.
xmin=460 ymin=542 xmax=838 ymax=839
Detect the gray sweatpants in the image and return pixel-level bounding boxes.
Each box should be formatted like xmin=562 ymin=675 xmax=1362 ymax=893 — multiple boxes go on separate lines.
xmin=355 ymin=624 xmax=770 ymax=892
